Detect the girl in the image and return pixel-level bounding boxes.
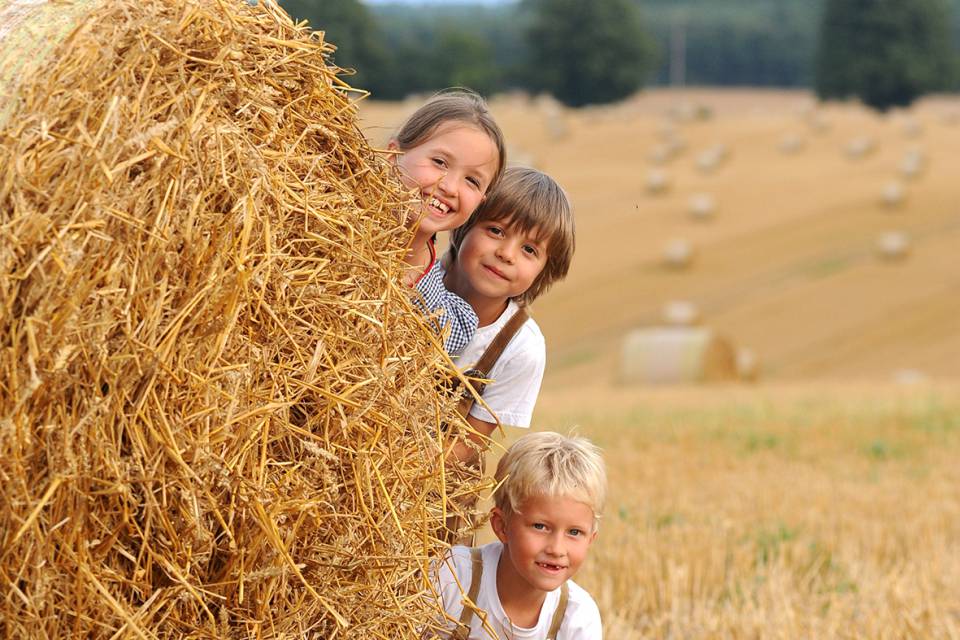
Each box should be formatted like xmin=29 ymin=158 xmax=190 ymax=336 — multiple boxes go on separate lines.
xmin=388 ymin=89 xmax=506 ymax=353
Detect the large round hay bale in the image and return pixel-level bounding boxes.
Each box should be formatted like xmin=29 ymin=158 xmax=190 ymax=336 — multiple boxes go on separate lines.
xmin=0 ymin=1 xmax=468 ymax=637
xmin=619 ymin=327 xmax=737 ymax=384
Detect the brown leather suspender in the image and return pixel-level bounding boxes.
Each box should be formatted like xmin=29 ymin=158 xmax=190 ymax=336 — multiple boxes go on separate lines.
xmin=452 ymin=547 xmax=569 ymax=639
xmin=455 ymin=306 xmax=530 ymax=419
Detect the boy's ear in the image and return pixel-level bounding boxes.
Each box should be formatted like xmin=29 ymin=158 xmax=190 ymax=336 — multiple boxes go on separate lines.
xmin=490 ymin=507 xmax=509 ymax=544
xmin=386 ymin=139 xmax=399 ymax=154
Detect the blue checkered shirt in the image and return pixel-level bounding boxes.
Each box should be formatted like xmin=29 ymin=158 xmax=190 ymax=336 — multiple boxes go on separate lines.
xmin=415 ymin=260 xmax=477 ymax=355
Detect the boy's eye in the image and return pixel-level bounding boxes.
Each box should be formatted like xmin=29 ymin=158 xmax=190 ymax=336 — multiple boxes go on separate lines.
xmin=568 ymin=528 xmax=583 ymax=537
xmin=487 ymin=225 xmax=504 ymax=236
xmin=532 ymin=522 xmax=546 ymax=531
xmin=522 ymin=244 xmax=539 ymax=257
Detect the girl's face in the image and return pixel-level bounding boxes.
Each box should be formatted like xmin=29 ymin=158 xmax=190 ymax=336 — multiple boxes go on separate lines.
xmin=391 ymin=122 xmax=499 ymax=238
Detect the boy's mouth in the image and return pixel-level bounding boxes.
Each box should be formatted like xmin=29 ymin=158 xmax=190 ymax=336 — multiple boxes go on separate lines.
xmin=536 ymin=561 xmax=565 ymax=573
xmin=483 ymin=265 xmax=508 ymax=280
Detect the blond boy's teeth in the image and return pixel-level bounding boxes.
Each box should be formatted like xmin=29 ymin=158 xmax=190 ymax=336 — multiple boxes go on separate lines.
xmin=429 ymin=197 xmax=450 ymax=213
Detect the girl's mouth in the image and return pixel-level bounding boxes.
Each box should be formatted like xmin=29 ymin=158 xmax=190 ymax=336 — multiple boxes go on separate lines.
xmin=426 ymin=196 xmax=450 ymax=214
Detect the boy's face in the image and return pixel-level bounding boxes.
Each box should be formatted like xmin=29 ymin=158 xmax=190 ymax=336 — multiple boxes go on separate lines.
xmin=453 ymin=219 xmax=548 ymax=305
xmin=491 ymin=493 xmax=597 ymax=596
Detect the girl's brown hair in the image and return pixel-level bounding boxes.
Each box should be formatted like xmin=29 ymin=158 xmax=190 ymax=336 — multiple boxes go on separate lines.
xmin=393 ymin=88 xmax=506 ymax=191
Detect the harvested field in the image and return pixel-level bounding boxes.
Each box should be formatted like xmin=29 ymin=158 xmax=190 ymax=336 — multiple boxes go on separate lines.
xmin=360 ymin=89 xmax=960 ymax=387
xmin=536 ymin=383 xmax=960 ymax=638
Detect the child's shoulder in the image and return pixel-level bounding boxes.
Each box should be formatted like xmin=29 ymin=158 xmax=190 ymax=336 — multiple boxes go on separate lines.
xmin=560 ymin=578 xmax=603 ymax=634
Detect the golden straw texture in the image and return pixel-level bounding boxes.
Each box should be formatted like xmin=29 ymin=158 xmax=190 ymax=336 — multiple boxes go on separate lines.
xmin=0 ymin=0 xmax=482 ymax=636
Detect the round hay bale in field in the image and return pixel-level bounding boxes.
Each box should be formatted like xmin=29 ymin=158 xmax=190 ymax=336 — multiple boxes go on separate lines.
xmin=901 ymin=117 xmax=923 ymax=138
xmin=880 ymin=181 xmax=906 ymax=208
xmin=778 ymin=133 xmax=805 ymax=155
xmin=735 ymin=347 xmax=760 ymax=382
xmin=645 ymin=168 xmax=670 ymax=194
xmin=687 ymin=193 xmax=716 ymax=221
xmin=619 ymin=327 xmax=737 ymax=384
xmin=845 ymin=136 xmax=876 ymax=159
xmin=661 ymin=238 xmax=695 ymax=270
xmin=661 ymin=300 xmax=701 ymax=326
xmin=0 ymin=1 xmax=473 ymax=637
xmin=695 ymin=144 xmax=728 ymax=174
xmin=899 ymin=149 xmax=925 ymax=179
xmin=876 ymin=231 xmax=911 ymax=261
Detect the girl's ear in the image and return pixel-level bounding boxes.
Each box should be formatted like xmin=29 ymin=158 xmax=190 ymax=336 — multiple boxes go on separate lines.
xmin=387 ymin=139 xmax=400 ymax=153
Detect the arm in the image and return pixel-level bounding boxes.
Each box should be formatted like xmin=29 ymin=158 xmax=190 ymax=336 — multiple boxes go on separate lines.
xmin=415 ymin=262 xmax=478 ymax=354
xmin=448 ymin=413 xmax=497 ymax=465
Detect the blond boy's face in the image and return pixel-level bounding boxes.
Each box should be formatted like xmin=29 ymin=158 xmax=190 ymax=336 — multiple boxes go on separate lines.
xmin=491 ymin=494 xmax=597 ymax=597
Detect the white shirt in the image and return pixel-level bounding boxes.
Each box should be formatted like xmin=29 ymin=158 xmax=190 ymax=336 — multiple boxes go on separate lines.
xmin=453 ymin=300 xmax=545 ymax=428
xmin=432 ymin=542 xmax=603 ymax=640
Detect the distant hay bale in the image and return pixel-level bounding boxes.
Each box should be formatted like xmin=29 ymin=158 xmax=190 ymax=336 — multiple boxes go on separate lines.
xmin=899 ymin=149 xmax=925 ymax=179
xmin=876 ymin=231 xmax=911 ymax=261
xmin=646 ymin=169 xmax=670 ymax=194
xmin=661 ymin=300 xmax=701 ymax=326
xmin=806 ymin=111 xmax=831 ymax=134
xmin=619 ymin=327 xmax=737 ymax=384
xmin=778 ymin=133 xmax=805 ymax=155
xmin=661 ymin=239 xmax=695 ymax=270
xmin=880 ymin=181 xmax=906 ymax=208
xmin=0 ymin=1 xmax=473 ymax=637
xmin=648 ymin=137 xmax=686 ymax=165
xmin=687 ymin=193 xmax=716 ymax=221
xmin=696 ymin=144 xmax=728 ymax=174
xmin=901 ymin=117 xmax=923 ymax=138
xmin=845 ymin=136 xmax=876 ymax=159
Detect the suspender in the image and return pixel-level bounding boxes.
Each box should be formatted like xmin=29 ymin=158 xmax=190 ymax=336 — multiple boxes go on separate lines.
xmin=455 ymin=306 xmax=530 ymax=419
xmin=452 ymin=547 xmax=569 ymax=639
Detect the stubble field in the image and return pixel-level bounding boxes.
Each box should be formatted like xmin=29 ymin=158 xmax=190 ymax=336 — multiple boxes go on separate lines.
xmin=359 ymin=89 xmax=960 ymax=637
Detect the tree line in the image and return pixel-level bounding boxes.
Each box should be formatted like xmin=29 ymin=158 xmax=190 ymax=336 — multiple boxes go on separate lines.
xmin=279 ymin=0 xmax=959 ymax=111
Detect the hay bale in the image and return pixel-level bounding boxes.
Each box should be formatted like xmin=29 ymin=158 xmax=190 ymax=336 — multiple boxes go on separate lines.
xmin=845 ymin=136 xmax=876 ymax=159
xmin=687 ymin=193 xmax=716 ymax=221
xmin=619 ymin=327 xmax=737 ymax=384
xmin=0 ymin=1 xmax=471 ymax=637
xmin=735 ymin=347 xmax=760 ymax=382
xmin=899 ymin=148 xmax=925 ymax=179
xmin=901 ymin=117 xmax=923 ymax=138
xmin=876 ymin=231 xmax=911 ymax=261
xmin=645 ymin=168 xmax=670 ymax=194
xmin=661 ymin=238 xmax=694 ymax=270
xmin=695 ymin=144 xmax=728 ymax=174
xmin=778 ymin=133 xmax=805 ymax=155
xmin=661 ymin=300 xmax=700 ymax=326
xmin=880 ymin=181 xmax=906 ymax=208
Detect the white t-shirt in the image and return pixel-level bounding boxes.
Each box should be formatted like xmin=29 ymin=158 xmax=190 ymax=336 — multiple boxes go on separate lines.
xmin=432 ymin=542 xmax=602 ymax=640
xmin=453 ymin=300 xmax=545 ymax=428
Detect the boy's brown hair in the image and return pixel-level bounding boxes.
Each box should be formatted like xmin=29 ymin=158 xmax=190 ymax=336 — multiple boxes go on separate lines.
xmin=448 ymin=166 xmax=575 ymax=306
xmin=393 ymin=87 xmax=507 ymax=192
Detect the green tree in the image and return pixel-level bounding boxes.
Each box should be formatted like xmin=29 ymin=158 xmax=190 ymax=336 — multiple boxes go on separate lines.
xmin=278 ymin=0 xmax=395 ymax=96
xmin=522 ymin=0 xmax=655 ymax=107
xmin=814 ymin=0 xmax=954 ymax=111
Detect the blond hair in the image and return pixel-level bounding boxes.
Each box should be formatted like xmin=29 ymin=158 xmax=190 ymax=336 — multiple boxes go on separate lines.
xmin=393 ymin=87 xmax=506 ymax=191
xmin=493 ymin=432 xmax=606 ymax=527
xmin=448 ymin=167 xmax=575 ymax=305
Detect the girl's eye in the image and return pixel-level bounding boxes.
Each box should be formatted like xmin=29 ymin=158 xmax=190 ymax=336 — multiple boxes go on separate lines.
xmin=532 ymin=522 xmax=546 ymax=531
xmin=432 ymin=157 xmax=447 ymax=168
xmin=467 ymin=176 xmax=481 ymax=189
xmin=568 ymin=528 xmax=583 ymax=537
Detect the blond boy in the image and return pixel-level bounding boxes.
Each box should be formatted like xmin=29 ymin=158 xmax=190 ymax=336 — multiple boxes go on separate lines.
xmin=433 ymin=432 xmax=606 ymax=639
